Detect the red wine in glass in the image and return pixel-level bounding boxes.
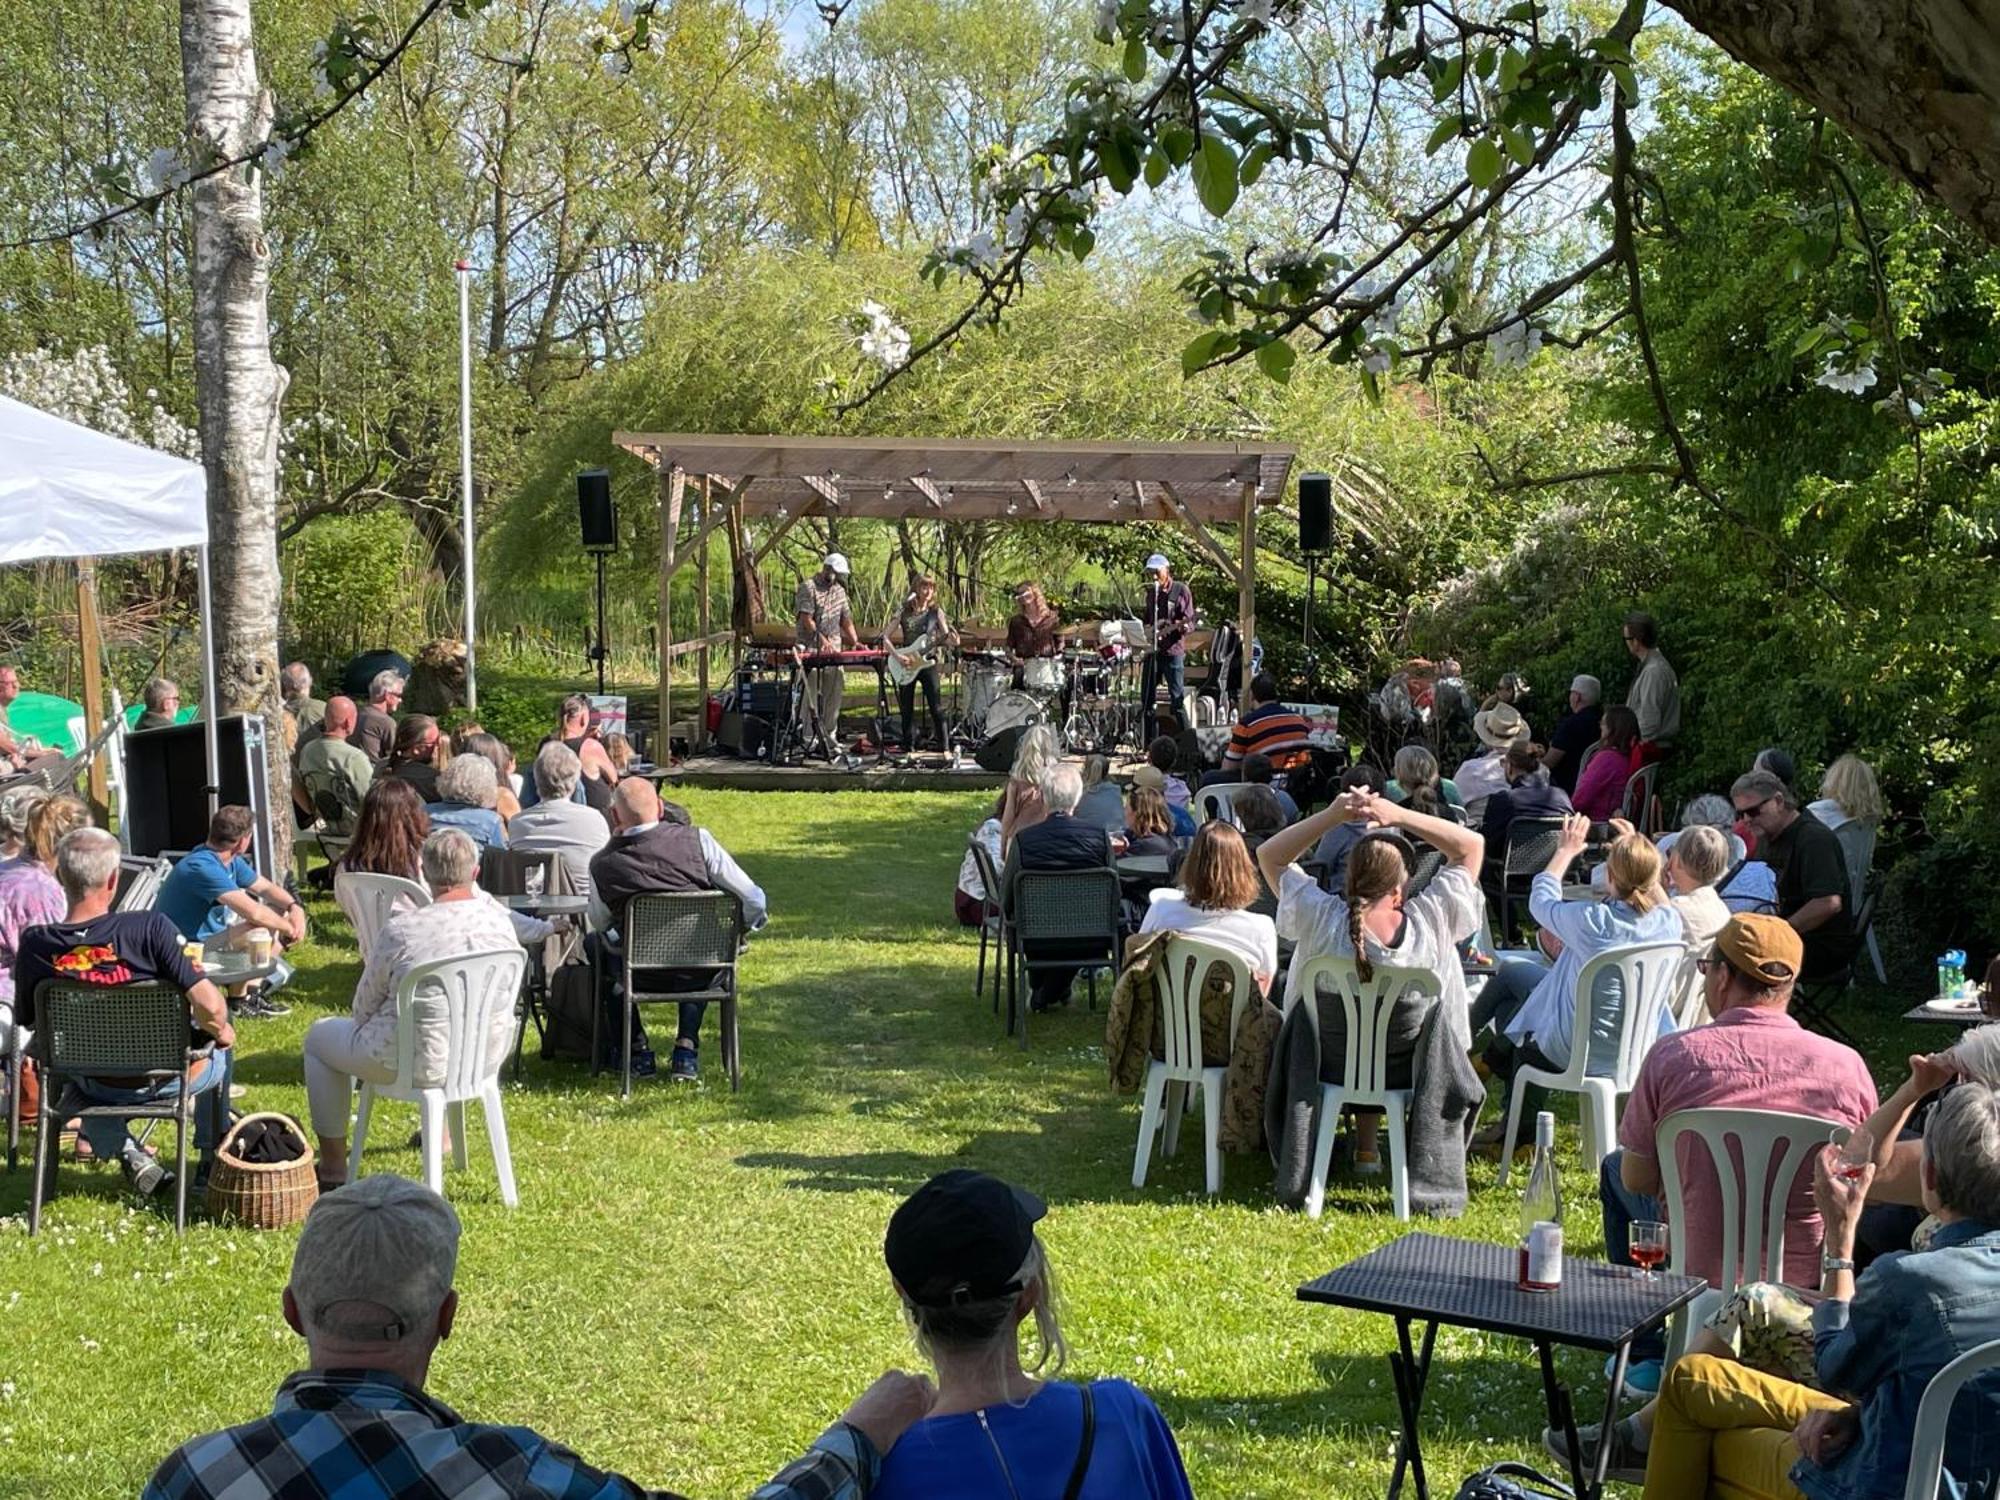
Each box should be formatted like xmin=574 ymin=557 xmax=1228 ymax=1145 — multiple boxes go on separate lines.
xmin=1629 ymin=1242 xmax=1667 ymax=1272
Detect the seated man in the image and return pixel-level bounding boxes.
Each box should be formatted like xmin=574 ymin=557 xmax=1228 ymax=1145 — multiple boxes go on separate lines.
xmin=1239 ymin=753 xmax=1300 ymax=824
xmin=1552 ymin=914 xmax=1877 ymax=1471
xmin=156 ymin=805 xmax=307 ymax=1019
xmin=352 ymin=670 xmax=404 ymax=768
xmin=135 ymin=677 xmax=182 ymax=732
xmin=281 ymin=661 xmax=325 ymax=738
xmin=998 ymin=764 xmax=1114 ymax=1013
xmin=14 ymin=827 xmax=235 ymax=1196
xmin=1636 ymin=1083 xmax=2000 ymax=1500
xmin=293 ymin=696 xmax=373 ymax=835
xmin=589 ymin=779 xmax=767 ymax=1083
xmin=144 ymin=1174 xmax=933 ymax=1500
xmin=0 ymin=664 xmax=65 ymax=777
xmin=508 ymin=742 xmax=611 ymax=897
xmin=382 ymin=713 xmax=442 ymax=803
xmin=1204 ymin=672 xmax=1312 ymax=786
xmin=1732 ymin=769 xmax=1854 ymax=979
xmin=1540 ymin=674 xmax=1602 ymax=796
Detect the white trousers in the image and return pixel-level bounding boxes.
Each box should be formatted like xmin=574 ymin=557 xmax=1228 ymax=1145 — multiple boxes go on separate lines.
xmin=303 ymin=1016 xmax=398 ymax=1138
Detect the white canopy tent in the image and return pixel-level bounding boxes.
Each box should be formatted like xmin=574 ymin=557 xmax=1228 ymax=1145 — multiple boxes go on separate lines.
xmin=0 ymin=393 xmax=220 ymax=809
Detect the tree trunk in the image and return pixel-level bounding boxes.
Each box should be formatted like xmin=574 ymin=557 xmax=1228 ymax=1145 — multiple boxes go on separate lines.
xmin=180 ymin=0 xmax=292 ymax=873
xmin=1667 ymin=0 xmax=2000 ymax=245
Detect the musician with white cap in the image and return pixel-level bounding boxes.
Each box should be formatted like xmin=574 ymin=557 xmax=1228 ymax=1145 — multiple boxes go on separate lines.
xmin=1140 ymin=553 xmax=1196 ymax=734
xmin=796 ymin=552 xmax=861 ymax=754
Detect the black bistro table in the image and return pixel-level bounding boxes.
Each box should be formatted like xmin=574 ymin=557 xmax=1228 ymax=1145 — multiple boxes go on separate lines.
xmin=1902 ymin=997 xmax=1987 ymax=1028
xmin=1299 ymin=1232 xmax=1704 ymax=1500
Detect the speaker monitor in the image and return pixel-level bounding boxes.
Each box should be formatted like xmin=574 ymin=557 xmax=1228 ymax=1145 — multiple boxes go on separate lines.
xmin=1298 ymin=471 xmax=1333 ymax=554
xmin=578 ymin=468 xmax=617 ymax=551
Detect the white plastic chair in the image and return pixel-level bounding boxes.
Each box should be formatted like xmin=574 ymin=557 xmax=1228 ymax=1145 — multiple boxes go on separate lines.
xmin=1194 ymin=783 xmax=1249 ymax=827
xmin=1668 ymin=948 xmax=1707 ymax=1030
xmin=1290 ymin=954 xmax=1441 ymax=1221
xmin=1131 ymin=935 xmax=1254 ymax=1195
xmin=1655 ymin=1106 xmax=1846 ymax=1357
xmin=350 ymin=947 xmax=526 ymax=1206
xmin=1499 ymin=939 xmax=1686 ymax=1186
xmin=1904 ymin=1337 xmax=2000 ymax=1500
xmin=335 ymin=871 xmax=431 ymax=962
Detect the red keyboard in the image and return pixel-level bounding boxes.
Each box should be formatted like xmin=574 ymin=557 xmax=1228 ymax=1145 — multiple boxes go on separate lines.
xmin=797 ymin=649 xmax=888 ymax=669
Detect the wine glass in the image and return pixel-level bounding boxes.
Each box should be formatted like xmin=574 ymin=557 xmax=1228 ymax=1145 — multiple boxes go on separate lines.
xmin=1630 ymin=1220 xmax=1669 ymax=1279
xmin=1831 ymin=1126 xmax=1875 ymax=1182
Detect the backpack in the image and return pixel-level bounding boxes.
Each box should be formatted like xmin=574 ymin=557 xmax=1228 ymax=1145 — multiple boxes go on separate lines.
xmin=541 ymin=961 xmax=598 ymax=1064
xmin=1454 ymin=1462 xmax=1574 ymax=1500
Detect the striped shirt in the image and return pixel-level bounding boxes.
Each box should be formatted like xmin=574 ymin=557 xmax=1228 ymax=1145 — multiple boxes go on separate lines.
xmin=1222 ymin=703 xmax=1313 ymax=770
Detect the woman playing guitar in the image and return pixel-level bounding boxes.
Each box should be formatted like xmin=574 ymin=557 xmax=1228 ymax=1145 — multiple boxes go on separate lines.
xmin=882 ymin=575 xmax=959 ymax=751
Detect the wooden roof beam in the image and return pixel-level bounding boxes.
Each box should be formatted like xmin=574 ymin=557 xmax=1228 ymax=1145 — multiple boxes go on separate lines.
xmin=1155 ymin=481 xmax=1242 ymax=589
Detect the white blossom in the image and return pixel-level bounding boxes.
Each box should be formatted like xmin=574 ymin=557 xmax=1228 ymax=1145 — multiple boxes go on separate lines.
xmin=856 ymin=301 xmax=911 ymax=369
xmin=950 ymin=230 xmax=1001 ymax=276
xmin=1815 ymin=353 xmax=1877 ymax=396
xmin=258 ymin=137 xmax=293 ymax=180
xmin=1485 ymin=317 xmax=1543 ymax=370
xmin=600 ymin=50 xmax=630 ymax=76
xmin=146 ymin=147 xmax=190 ymax=194
xmin=1094 ymin=0 xmax=1120 ymax=32
xmin=1361 ymin=346 xmax=1393 ymax=375
xmin=0 ymin=345 xmax=198 ymax=458
xmin=618 ymin=0 xmax=637 ymax=22
xmin=1003 ymin=199 xmax=1030 ymax=245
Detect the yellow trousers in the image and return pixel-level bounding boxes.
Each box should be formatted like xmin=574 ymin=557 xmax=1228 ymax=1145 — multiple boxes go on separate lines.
xmin=1643 ymin=1353 xmax=1847 ymax=1500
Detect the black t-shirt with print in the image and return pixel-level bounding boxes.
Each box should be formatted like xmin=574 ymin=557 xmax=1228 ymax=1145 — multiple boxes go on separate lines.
xmin=13 ymin=910 xmax=202 ymax=1030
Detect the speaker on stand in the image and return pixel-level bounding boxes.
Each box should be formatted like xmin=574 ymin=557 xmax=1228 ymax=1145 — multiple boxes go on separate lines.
xmin=578 ymin=469 xmax=617 ymax=695
xmin=1297 ymin=472 xmax=1332 ymax=695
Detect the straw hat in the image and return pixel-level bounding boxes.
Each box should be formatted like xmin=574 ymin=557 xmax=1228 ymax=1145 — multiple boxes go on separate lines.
xmin=1473 ymin=702 xmax=1529 ymax=749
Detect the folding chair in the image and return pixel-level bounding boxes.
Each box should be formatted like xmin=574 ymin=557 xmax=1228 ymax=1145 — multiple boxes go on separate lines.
xmin=599 ymin=891 xmax=746 ymax=1097
xmin=1006 ymin=867 xmax=1121 ymax=1050
xmin=1791 ymin=881 xmax=1875 ymax=1048
xmin=112 ymin=855 xmax=171 ymax=913
xmin=969 ymin=838 xmax=1008 ymax=1008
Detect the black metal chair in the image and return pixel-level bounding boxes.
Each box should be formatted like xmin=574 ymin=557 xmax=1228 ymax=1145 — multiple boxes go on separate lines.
xmin=597 ymin=890 xmax=746 ymax=1097
xmin=1406 ymin=845 xmax=1446 ymax=900
xmin=479 ymin=849 xmax=568 ymax=1075
xmin=968 ymin=838 xmax=1007 ymax=1008
xmin=29 ymin=980 xmax=219 ymax=1234
xmin=1621 ymin=761 xmax=1662 ymax=835
xmin=1006 ymin=867 xmax=1121 ymax=1050
xmin=1791 ymin=879 xmax=1877 ymax=1048
xmin=1495 ymin=816 xmax=1570 ymax=945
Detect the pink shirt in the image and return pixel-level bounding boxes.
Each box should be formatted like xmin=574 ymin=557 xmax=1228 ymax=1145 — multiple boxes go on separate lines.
xmin=1618 ymin=1007 xmax=1877 ymax=1290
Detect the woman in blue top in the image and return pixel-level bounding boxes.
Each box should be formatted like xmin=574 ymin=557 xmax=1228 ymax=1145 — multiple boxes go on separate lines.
xmin=423 ymin=753 xmax=509 ymax=853
xmin=872 ymin=1170 xmax=1194 ymax=1500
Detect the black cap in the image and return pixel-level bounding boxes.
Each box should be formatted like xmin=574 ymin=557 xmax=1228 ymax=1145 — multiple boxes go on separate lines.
xmin=884 ymin=1170 xmax=1047 ymax=1308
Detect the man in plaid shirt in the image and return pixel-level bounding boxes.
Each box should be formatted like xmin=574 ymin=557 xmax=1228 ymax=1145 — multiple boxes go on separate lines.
xmin=145 ymin=1176 xmax=931 ymax=1499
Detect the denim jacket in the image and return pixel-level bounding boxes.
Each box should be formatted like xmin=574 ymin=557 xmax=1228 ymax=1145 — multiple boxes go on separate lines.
xmin=1794 ymin=1219 xmax=2000 ymax=1500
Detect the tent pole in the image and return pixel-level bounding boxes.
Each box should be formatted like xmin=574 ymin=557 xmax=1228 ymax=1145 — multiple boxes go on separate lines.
xmin=697 ymin=476 xmax=712 ymax=753
xmin=456 ymin=259 xmax=479 ymax=714
xmin=75 ymin=558 xmax=110 ymax=820
xmin=196 ymin=544 xmax=222 ymax=816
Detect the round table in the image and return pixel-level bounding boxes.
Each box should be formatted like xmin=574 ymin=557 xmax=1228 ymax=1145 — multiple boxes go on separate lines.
xmin=501 ymin=893 xmax=590 ymax=917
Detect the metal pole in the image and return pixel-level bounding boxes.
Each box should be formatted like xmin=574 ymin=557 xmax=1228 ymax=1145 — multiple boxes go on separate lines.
xmin=456 ymin=258 xmax=478 ymax=713
xmin=595 ymin=551 xmax=608 ymax=695
xmin=196 ymin=544 xmax=222 ymax=816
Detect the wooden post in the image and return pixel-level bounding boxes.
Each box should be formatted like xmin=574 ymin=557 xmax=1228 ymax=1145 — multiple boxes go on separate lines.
xmin=75 ymin=559 xmax=110 ymax=820
xmin=696 ymin=477 xmax=712 ymax=751
xmin=1238 ymin=481 xmax=1257 ymax=715
xmin=658 ymin=466 xmax=685 ymax=756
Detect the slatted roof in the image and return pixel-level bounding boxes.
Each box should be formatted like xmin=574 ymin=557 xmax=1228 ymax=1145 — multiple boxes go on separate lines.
xmin=611 ymin=433 xmax=1297 ymax=524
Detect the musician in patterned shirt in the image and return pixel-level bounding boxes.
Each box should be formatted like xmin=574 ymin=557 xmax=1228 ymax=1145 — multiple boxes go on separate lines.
xmin=881 ymin=576 xmax=958 ymax=752
xmin=796 ymin=552 xmax=860 ymax=751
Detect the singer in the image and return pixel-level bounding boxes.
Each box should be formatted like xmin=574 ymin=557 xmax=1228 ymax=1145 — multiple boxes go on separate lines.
xmin=882 ymin=576 xmax=957 ymax=750
xmin=1141 ymin=553 xmax=1196 ymax=733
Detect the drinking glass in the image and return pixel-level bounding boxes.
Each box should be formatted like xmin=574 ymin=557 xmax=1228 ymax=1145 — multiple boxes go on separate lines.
xmin=1630 ymin=1220 xmax=1669 ymax=1279
xmin=1831 ymin=1126 xmax=1875 ymax=1182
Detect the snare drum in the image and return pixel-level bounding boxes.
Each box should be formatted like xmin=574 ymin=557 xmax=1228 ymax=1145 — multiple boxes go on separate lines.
xmin=1023 ymin=656 xmax=1066 ymax=695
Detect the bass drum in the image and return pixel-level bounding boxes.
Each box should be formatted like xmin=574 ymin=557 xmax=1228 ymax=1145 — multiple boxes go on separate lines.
xmin=984 ymin=690 xmax=1043 ymax=738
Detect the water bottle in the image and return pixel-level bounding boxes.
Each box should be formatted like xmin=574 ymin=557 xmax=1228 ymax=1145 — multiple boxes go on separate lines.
xmin=1953 ymin=949 xmax=1970 ymax=998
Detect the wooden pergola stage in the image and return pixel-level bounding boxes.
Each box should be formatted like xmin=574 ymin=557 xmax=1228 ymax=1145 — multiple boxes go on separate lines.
xmin=610 ymin=432 xmax=1299 ymax=749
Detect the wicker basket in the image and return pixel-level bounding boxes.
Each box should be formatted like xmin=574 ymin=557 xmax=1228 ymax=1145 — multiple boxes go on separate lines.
xmin=204 ymin=1112 xmax=319 ymax=1230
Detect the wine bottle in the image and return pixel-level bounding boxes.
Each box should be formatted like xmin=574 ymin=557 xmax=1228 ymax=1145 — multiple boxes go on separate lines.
xmin=1517 ymin=1110 xmax=1563 ymax=1292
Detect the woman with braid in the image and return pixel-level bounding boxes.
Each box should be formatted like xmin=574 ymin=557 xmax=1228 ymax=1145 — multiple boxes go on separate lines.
xmin=1257 ymin=789 xmax=1486 ymax=1172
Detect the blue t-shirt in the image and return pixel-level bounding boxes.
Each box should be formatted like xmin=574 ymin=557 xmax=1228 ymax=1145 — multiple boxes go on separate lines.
xmin=156 ymin=846 xmax=258 ymax=941
xmin=873 ymin=1380 xmax=1193 ymax=1500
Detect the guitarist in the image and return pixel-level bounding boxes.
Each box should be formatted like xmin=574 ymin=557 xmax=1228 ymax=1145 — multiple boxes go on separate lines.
xmin=883 ymin=575 xmax=958 ymax=751
xmin=1141 ymin=552 xmax=1197 ymax=734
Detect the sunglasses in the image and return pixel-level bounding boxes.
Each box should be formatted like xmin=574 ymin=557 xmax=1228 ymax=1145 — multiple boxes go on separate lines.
xmin=1734 ymin=796 xmax=1777 ymax=818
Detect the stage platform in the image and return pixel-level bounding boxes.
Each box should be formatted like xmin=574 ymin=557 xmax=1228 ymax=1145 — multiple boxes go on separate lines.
xmin=647 ymin=753 xmax=1007 ymax=793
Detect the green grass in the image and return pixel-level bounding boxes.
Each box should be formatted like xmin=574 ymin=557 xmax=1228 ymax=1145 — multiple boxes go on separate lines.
xmin=0 ymin=790 xmax=1924 ymax=1497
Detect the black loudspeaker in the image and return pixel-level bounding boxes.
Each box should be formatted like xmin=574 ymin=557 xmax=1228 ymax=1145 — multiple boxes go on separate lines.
xmin=123 ymin=715 xmax=275 ymax=880
xmin=976 ymin=725 xmax=1028 ymax=774
xmin=1298 ymin=471 xmax=1333 ymax=553
xmin=578 ymin=469 xmax=617 ymax=551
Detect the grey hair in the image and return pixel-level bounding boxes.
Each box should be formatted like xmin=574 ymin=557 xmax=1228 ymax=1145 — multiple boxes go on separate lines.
xmin=902 ymin=1238 xmax=1069 ymax=1391
xmin=533 ymin=740 xmax=582 ymax=801
xmin=419 ymin=828 xmax=480 ymax=891
xmin=1922 ymin=1081 xmax=2000 ymax=1220
xmin=436 ymin=752 xmax=498 ymax=808
xmin=54 ymin=826 xmax=122 ymax=902
xmin=143 ymin=677 xmax=177 ymax=712
xmin=1571 ymin=675 xmax=1602 ymax=706
xmin=1680 ymin=794 xmax=1736 ymax=831
xmin=1730 ymin=769 xmax=1793 ymax=809
xmin=1392 ymin=744 xmax=1439 ymax=789
xmin=281 ymin=662 xmax=312 ymax=697
xmin=1670 ymin=824 xmax=1729 ymax=888
xmin=1039 ymin=763 xmax=1084 ymax=815
xmin=0 ymin=784 xmax=49 ymax=845
xmin=367 ymin=669 xmax=406 ymax=704
xmin=1952 ymin=1025 xmax=2000 ymax=1090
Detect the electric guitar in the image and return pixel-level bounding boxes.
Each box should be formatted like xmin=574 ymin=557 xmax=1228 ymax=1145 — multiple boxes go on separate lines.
xmin=885 ymin=631 xmax=939 ymax=687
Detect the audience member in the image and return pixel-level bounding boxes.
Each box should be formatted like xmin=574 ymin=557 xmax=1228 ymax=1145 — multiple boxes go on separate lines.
xmin=136 ymin=677 xmax=181 ymax=732
xmin=1259 ymin=790 xmax=1485 ymax=1179
xmin=459 ymin=732 xmax=521 ymax=825
xmin=602 ymin=731 xmax=637 ymax=774
xmin=1310 ymin=764 xmax=1386 ymax=893
xmin=999 ymin=725 xmax=1063 ymax=853
xmin=1807 ymin=754 xmax=1884 ymax=937
xmin=1475 ymin=818 xmax=1684 ymax=1153
xmin=1454 ymin=702 xmax=1528 ymax=824
xmin=0 ymin=783 xmax=46 ymax=865
xmin=547 ymin=695 xmax=621 ymax=813
xmin=1656 ymin=821 xmax=1732 ymax=959
xmin=1622 ymin=610 xmax=1680 ymax=756
xmin=1481 ymin=740 xmax=1572 ymax=849
xmin=1139 ymin=822 xmax=1279 ymax=994
xmin=1542 ymin=674 xmax=1603 ymax=795
xmin=383 ymin=714 xmax=442 ymax=802
xmin=869 ymin=1169 xmax=1193 ymax=1500
xmin=508 ymin=742 xmax=612 ymax=898
xmin=1388 ymin=744 xmax=1462 ymax=822
xmin=1130 ymin=764 xmax=1196 ymax=838
xmin=281 ymin=661 xmax=325 ymax=737
xmin=1570 ymin=704 xmax=1642 ymax=821
xmin=1210 ymin=673 xmax=1312 ymax=784
xmin=1637 ymin=1083 xmax=2000 ymax=1500
xmin=588 ymin=779 xmax=767 ymax=1084
xmin=0 ymin=794 xmax=91 ymax=1068
xmin=156 ymin=805 xmax=308 ymax=1021
xmin=15 ymin=827 xmax=235 ymax=1195
xmin=425 ymin=754 xmax=509 ymax=852
xmin=1146 ymin=735 xmax=1192 ymax=811
xmin=1663 ymin=793 xmax=1777 ymax=912
xmin=1118 ymin=786 xmax=1177 ymax=861
xmin=955 ymin=794 xmax=1005 ymax=927
xmin=999 ymin=765 xmax=1114 ymax=1013
xmin=1231 ymin=784 xmax=1287 ymax=844
xmin=335 ymin=779 xmax=430 ymax=892
xmin=1732 ymin=769 xmax=1853 ymax=979
xmin=1074 ymin=754 xmax=1124 ymax=830
xmin=304 ymin=830 xmax=530 ymax=1187
xmin=0 ymin=665 xmax=64 ymax=776
xmin=353 ymin=670 xmax=404 ymax=767
xmin=294 ymin=696 xmax=373 ymax=835
xmin=144 ymin=1174 xmax=930 ymax=1499
xmin=1239 ymin=753 xmax=1298 ymax=823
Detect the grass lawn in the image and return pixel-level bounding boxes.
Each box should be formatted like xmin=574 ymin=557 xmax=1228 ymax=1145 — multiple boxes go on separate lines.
xmin=0 ymin=789 xmax=1924 ymax=1497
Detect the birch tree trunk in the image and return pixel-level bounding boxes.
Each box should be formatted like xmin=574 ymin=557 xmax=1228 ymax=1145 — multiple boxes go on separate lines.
xmin=180 ymin=0 xmax=293 ymax=872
